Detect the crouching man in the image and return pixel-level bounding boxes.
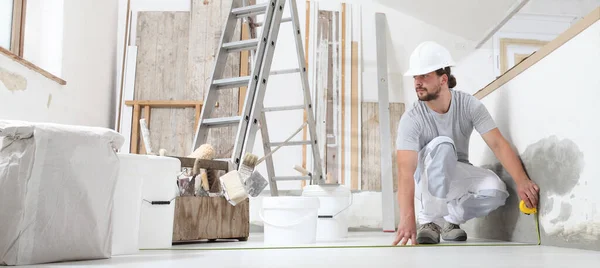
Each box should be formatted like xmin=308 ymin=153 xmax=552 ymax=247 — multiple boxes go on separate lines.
xmin=392 ymin=41 xmax=539 ymax=245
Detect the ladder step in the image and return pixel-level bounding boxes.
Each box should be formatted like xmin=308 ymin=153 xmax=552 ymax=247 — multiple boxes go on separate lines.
xmin=232 ymin=3 xmax=268 ymax=18
xmin=213 ymin=76 xmax=251 ymax=89
xmin=257 ymin=17 xmax=291 ymax=26
xmin=270 ymin=140 xmax=312 ymax=147
xmin=273 ymin=176 xmax=311 ymax=181
xmin=270 ymin=68 xmax=301 ymax=75
xmin=203 ymin=116 xmax=242 ymax=127
xmin=223 ymin=39 xmax=259 ymax=52
xmin=263 ymin=105 xmax=305 ymax=112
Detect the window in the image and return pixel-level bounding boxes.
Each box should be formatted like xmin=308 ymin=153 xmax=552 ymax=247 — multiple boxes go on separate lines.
xmin=1 ymin=0 xmax=26 ymax=56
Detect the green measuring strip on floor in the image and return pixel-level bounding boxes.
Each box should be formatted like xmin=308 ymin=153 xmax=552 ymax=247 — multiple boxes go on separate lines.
xmin=143 ymin=201 xmax=542 ymax=252
xmin=141 ymin=242 xmax=538 ymax=251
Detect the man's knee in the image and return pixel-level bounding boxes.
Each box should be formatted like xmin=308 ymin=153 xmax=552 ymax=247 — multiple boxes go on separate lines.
xmin=424 ymin=137 xmax=457 ymax=198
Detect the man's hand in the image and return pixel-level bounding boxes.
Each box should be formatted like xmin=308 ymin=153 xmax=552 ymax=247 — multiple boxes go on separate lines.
xmin=516 ymin=179 xmax=539 ymax=209
xmin=392 ymin=216 xmax=417 ymax=246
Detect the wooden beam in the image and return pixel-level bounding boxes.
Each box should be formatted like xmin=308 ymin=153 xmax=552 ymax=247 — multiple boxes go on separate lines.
xmin=194 ymin=104 xmax=202 ymax=131
xmin=0 ymin=46 xmax=66 ymax=85
xmin=116 ymin=0 xmax=132 ymax=132
xmin=131 ymin=104 xmax=141 ymax=153
xmin=340 ymin=3 xmax=346 ymax=185
xmin=474 ymin=6 xmax=600 ymax=100
xmin=302 ymin=0 xmax=310 ymax=188
xmin=170 ymin=156 xmax=229 ymax=170
xmin=124 ymin=100 xmax=203 ymax=108
xmin=350 ymin=41 xmax=359 ymax=190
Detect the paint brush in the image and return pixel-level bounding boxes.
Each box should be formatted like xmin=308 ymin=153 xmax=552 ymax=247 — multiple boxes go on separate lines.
xmin=220 ymin=122 xmax=308 ymax=204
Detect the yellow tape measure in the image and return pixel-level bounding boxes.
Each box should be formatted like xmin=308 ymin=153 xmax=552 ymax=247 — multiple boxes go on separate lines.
xmin=519 ymin=200 xmax=537 ymax=214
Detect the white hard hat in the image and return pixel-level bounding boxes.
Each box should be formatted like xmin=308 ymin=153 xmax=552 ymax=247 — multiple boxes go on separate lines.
xmin=404 ymin=41 xmax=455 ymax=76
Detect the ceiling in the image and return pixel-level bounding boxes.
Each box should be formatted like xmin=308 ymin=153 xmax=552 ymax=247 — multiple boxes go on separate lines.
xmin=374 ymin=0 xmax=523 ymax=42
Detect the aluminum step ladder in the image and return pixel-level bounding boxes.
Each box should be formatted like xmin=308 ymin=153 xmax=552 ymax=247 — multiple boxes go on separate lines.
xmin=191 ymin=0 xmax=326 ymax=195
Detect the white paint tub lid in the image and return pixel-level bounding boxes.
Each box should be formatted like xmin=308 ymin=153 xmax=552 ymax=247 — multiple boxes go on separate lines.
xmin=262 ymin=196 xmax=320 ymax=209
xmin=302 ymin=184 xmax=351 ymax=197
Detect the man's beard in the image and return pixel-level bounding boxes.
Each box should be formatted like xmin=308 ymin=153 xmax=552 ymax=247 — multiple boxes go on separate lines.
xmin=416 ymin=85 xmax=441 ymax=101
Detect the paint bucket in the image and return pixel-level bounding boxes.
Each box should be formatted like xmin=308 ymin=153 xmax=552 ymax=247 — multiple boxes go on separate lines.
xmin=302 ymin=184 xmax=352 ymax=241
xmin=111 ymin=153 xmax=145 ymax=255
xmin=260 ymin=196 xmax=320 ymax=245
xmin=134 ymin=155 xmax=181 ymax=249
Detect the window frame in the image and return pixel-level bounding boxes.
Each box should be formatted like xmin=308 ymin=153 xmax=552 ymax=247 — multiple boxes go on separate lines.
xmin=9 ymin=0 xmax=26 ymax=57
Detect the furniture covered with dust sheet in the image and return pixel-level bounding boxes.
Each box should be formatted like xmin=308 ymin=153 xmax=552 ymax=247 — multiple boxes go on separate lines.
xmin=0 ymin=120 xmax=125 ymax=265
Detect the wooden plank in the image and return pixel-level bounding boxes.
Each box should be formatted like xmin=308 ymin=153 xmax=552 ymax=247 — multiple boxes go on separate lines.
xmin=350 ymin=41 xmax=359 ymax=190
xmin=0 ymin=47 xmax=66 ymax=85
xmin=360 ymin=102 xmax=404 ymax=192
xmin=135 ymin=11 xmax=196 ymax=156
xmin=116 ymin=0 xmax=132 ymax=132
xmin=168 ymin=156 xmax=229 ymax=170
xmin=301 ymin=0 xmax=310 ymax=188
xmin=340 ymin=3 xmax=346 ymax=185
xmin=131 ymin=104 xmax=141 ymax=153
xmin=190 ymin=0 xmax=240 ymax=159
xmin=474 ymin=6 xmax=600 ymax=100
xmin=172 ymin=197 xmax=249 ymax=242
xmin=125 ymin=100 xmax=202 ymax=108
xmin=194 ymin=104 xmax=201 ymax=131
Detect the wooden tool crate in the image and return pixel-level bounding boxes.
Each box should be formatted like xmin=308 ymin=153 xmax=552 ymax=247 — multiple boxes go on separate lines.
xmin=169 ymin=156 xmax=250 ymax=243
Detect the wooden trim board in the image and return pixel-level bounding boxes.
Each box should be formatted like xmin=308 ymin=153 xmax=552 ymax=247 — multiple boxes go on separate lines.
xmin=474 ymin=6 xmax=600 ymax=100
xmin=340 ymin=3 xmax=346 ymax=185
xmin=302 ymin=0 xmax=310 ymax=188
xmin=116 ymin=0 xmax=133 ymax=132
xmin=350 ymin=41 xmax=359 ymax=190
xmin=0 ymin=46 xmax=66 ymax=85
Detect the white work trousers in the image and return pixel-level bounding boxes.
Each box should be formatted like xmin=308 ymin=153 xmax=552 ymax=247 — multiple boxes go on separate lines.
xmin=414 ymin=136 xmax=509 ymax=226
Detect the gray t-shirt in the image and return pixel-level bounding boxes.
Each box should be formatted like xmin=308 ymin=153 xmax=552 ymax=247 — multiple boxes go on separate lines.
xmin=395 ymin=89 xmax=496 ymax=164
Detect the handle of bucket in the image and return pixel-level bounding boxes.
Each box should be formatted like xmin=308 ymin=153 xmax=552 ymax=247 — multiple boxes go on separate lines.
xmin=330 ymin=192 xmax=353 ymax=218
xmin=259 ymin=209 xmax=316 ymax=228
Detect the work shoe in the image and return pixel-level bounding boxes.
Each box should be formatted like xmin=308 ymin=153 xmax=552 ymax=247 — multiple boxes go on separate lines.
xmin=442 ymin=222 xmax=467 ymax=241
xmin=416 ymin=222 xmax=441 ymax=244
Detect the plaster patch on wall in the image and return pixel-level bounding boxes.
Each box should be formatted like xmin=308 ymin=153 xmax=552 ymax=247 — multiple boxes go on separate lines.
xmin=520 ymin=136 xmax=584 ymax=196
xmin=0 ymin=67 xmax=28 ymax=91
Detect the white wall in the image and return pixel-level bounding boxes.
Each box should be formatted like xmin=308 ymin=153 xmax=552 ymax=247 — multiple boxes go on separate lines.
xmin=0 ymin=0 xmax=13 ymax=50
xmin=23 ymin=0 xmax=64 ymax=77
xmin=467 ymin=19 xmax=600 ymax=250
xmin=0 ymin=0 xmax=118 ymax=128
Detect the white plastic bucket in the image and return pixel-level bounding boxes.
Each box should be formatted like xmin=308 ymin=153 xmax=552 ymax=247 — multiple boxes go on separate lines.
xmin=135 ymin=155 xmax=181 ymax=249
xmin=111 ymin=153 xmax=145 ymax=255
xmin=302 ymin=184 xmax=352 ymax=241
xmin=260 ymin=196 xmax=320 ymax=245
